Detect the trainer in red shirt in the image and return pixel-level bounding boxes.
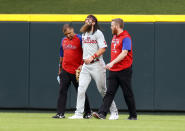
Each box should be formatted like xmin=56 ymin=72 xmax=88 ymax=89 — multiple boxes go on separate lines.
xmin=110 ymin=30 xmax=133 ymax=71
xmin=60 ymin=33 xmax=83 ymax=74
xmin=53 ymin=24 xmax=91 ymax=119
xmin=93 ymin=18 xmax=137 ymax=120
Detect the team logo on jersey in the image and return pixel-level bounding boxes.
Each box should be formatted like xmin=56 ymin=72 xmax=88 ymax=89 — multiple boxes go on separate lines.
xmin=112 ymin=39 xmax=119 ymax=53
xmin=111 ymin=39 xmax=119 ymax=44
xmin=82 ymin=37 xmax=97 ymax=44
xmin=63 ymin=44 xmax=77 ymax=50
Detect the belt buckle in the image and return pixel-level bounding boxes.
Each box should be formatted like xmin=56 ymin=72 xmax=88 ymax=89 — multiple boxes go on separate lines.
xmin=90 ymin=58 xmax=99 ymax=64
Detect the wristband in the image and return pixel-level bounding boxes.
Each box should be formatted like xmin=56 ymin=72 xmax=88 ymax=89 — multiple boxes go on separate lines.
xmin=94 ymin=53 xmax=98 ymax=58
xmin=92 ymin=53 xmax=98 ymax=59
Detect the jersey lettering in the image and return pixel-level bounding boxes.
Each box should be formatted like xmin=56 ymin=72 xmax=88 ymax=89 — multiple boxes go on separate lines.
xmin=63 ymin=43 xmax=77 ymax=50
xmin=82 ymin=37 xmax=97 ymax=44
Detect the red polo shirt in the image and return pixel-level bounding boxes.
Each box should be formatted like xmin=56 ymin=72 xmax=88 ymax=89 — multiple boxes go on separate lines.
xmin=60 ymin=34 xmax=83 ymax=74
xmin=110 ymin=30 xmax=133 ymax=71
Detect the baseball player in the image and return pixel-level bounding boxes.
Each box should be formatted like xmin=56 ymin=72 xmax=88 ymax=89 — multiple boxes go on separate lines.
xmin=69 ymin=15 xmax=119 ymax=120
xmin=93 ymin=18 xmax=137 ymax=120
xmin=52 ymin=24 xmax=92 ymax=119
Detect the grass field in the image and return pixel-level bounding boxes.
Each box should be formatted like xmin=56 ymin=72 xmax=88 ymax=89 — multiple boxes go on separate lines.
xmin=0 ymin=0 xmax=185 ymax=14
xmin=0 ymin=110 xmax=185 ymax=131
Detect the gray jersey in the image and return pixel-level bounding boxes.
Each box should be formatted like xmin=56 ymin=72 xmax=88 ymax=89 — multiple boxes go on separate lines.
xmin=82 ymin=29 xmax=107 ymax=61
xmin=71 ymin=31 xmax=118 ymax=117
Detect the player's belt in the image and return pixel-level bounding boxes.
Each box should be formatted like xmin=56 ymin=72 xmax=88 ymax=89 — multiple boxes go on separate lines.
xmin=90 ymin=58 xmax=99 ymax=64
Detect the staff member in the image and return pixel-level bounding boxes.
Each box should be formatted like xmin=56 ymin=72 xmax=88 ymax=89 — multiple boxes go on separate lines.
xmin=93 ymin=18 xmax=137 ymax=120
xmin=52 ymin=24 xmax=92 ymax=119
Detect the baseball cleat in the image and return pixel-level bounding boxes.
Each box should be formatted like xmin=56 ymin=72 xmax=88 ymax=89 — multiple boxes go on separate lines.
xmin=52 ymin=113 xmax=65 ymax=119
xmin=109 ymin=112 xmax=119 ymax=120
xmin=92 ymin=112 xmax=106 ymax=119
xmin=68 ymin=114 xmax=83 ymax=119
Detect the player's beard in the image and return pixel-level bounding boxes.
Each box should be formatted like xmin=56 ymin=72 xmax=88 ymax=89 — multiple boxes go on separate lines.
xmin=112 ymin=27 xmax=118 ymax=35
xmin=80 ymin=23 xmax=92 ymax=33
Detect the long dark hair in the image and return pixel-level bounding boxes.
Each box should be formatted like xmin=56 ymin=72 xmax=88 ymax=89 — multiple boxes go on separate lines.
xmin=87 ymin=15 xmax=101 ymax=34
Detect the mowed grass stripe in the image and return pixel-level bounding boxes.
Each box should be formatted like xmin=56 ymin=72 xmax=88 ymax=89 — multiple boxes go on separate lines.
xmin=0 ymin=112 xmax=185 ymax=131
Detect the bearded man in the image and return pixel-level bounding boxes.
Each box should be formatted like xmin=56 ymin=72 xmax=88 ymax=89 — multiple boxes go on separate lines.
xmin=69 ymin=15 xmax=119 ymax=120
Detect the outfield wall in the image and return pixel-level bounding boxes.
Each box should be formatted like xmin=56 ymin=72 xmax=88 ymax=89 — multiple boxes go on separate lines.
xmin=0 ymin=15 xmax=185 ymax=111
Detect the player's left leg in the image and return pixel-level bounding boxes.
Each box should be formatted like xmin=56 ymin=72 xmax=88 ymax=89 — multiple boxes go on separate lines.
xmin=93 ymin=71 xmax=119 ymax=119
xmin=90 ymin=62 xmax=119 ymax=120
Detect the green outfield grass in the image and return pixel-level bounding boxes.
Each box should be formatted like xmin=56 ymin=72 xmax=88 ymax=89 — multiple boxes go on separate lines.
xmin=0 ymin=110 xmax=185 ymax=131
xmin=0 ymin=0 xmax=185 ymax=14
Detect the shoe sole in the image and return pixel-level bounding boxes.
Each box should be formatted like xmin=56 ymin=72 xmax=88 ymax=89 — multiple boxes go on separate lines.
xmin=92 ymin=113 xmax=105 ymax=120
xmin=109 ymin=117 xmax=119 ymax=120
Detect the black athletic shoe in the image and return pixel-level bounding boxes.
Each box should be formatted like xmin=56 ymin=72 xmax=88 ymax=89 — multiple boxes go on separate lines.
xmin=52 ymin=113 xmax=65 ymax=119
xmin=127 ymin=116 xmax=137 ymax=120
xmin=92 ymin=112 xmax=106 ymax=120
xmin=83 ymin=112 xmax=92 ymax=119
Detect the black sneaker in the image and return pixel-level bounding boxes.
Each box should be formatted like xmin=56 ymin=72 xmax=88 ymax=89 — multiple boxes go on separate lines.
xmin=92 ymin=112 xmax=106 ymax=120
xmin=52 ymin=113 xmax=65 ymax=119
xmin=127 ymin=116 xmax=137 ymax=120
xmin=83 ymin=112 xmax=92 ymax=119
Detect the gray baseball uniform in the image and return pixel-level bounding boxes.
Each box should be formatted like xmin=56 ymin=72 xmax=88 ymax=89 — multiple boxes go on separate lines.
xmin=75 ymin=29 xmax=118 ymax=115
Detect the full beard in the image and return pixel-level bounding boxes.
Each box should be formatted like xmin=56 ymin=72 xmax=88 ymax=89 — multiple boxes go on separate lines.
xmin=112 ymin=28 xmax=118 ymax=35
xmin=80 ymin=23 xmax=92 ymax=33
